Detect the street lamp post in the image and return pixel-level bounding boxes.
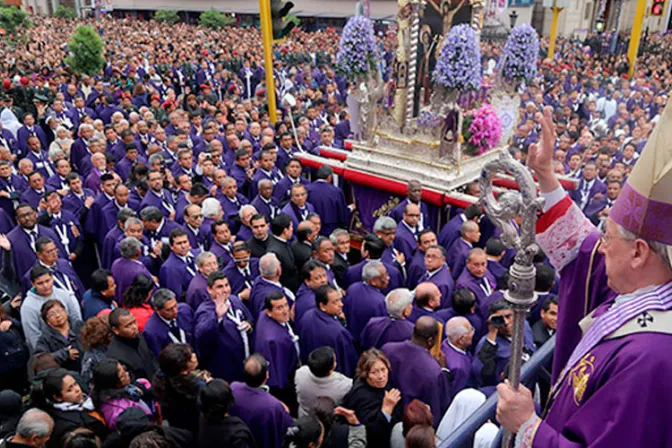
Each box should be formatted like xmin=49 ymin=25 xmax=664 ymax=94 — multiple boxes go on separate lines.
xmin=544 ymin=0 xmax=568 ymax=59
xmin=509 ymin=10 xmax=518 ymax=28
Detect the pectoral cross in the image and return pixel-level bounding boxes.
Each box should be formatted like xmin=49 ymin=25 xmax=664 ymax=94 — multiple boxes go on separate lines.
xmin=637 ymin=312 xmax=654 ymax=328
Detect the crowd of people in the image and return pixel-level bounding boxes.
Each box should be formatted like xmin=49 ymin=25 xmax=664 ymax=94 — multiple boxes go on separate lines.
xmin=0 ymin=12 xmax=669 ymax=448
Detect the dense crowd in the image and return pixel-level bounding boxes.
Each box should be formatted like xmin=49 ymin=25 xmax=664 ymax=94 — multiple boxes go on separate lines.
xmin=0 ymin=14 xmax=669 ymax=448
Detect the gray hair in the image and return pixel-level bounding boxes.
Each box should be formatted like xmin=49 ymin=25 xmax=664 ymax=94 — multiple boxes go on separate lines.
xmin=258 ymin=178 xmax=273 ymax=189
xmin=201 ymin=198 xmax=221 ymax=219
xmin=152 ymin=288 xmax=176 ymax=310
xmin=445 ymin=317 xmax=473 ymax=343
xmin=385 ymin=288 xmax=413 ymax=318
xmin=140 ymin=206 xmax=163 ymax=222
xmin=617 ymin=223 xmax=672 ymax=268
xmin=120 ymin=237 xmax=142 ymax=259
xmin=78 ymin=123 xmax=94 ymax=133
xmin=373 ymin=216 xmax=397 ymax=233
xmin=259 ymin=253 xmax=280 ymax=278
xmin=196 ymin=251 xmax=217 ymax=268
xmin=148 ymin=153 xmax=164 ymax=165
xmin=329 ymin=228 xmax=349 ymax=245
xmin=362 ymin=260 xmax=385 ymax=283
xmin=238 ymin=204 xmax=257 ymax=220
xmin=16 ymin=408 xmax=53 ymax=439
xmin=124 ymin=217 xmax=143 ymax=231
xmin=167 ymin=135 xmax=178 ymax=145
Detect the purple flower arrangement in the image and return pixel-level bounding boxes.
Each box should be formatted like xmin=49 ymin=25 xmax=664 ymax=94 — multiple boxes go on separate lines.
xmin=432 ymin=24 xmax=482 ymax=93
xmin=417 ymin=110 xmax=442 ymax=128
xmin=463 ymin=104 xmax=502 ymax=156
xmin=497 ymin=24 xmax=539 ymax=86
xmin=336 ymin=16 xmax=379 ymax=80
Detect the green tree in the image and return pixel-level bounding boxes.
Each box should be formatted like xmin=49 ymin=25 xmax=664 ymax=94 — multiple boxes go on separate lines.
xmin=65 ymin=25 xmax=105 ymax=76
xmin=154 ymin=9 xmax=180 ymax=24
xmin=54 ymin=5 xmax=77 ymax=18
xmin=199 ymin=8 xmax=235 ymax=29
xmin=0 ymin=5 xmax=30 ymax=35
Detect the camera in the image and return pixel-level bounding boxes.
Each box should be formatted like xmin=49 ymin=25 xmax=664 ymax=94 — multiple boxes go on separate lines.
xmin=490 ymin=315 xmax=506 ymax=329
xmin=204 ymin=153 xmax=212 ymax=160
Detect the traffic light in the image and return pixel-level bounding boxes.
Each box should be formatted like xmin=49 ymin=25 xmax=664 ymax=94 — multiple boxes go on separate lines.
xmin=651 ymin=0 xmax=665 ymax=15
xmin=271 ymin=0 xmax=295 ymax=41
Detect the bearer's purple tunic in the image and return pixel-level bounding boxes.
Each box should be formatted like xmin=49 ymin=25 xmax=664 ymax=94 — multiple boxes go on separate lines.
xmin=254 ymin=313 xmax=299 ymax=389
xmin=298 ymin=308 xmax=358 ymax=377
xmin=360 ymin=316 xmax=413 ymax=350
xmin=342 ymin=282 xmax=387 ymax=345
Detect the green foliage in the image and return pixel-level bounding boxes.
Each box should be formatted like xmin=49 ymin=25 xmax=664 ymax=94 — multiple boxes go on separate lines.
xmin=65 ymin=25 xmax=105 ymax=76
xmin=54 ymin=5 xmax=77 ymax=18
xmin=285 ymin=14 xmax=300 ymax=28
xmin=154 ymin=9 xmax=180 ymax=24
xmin=199 ymin=8 xmax=235 ymax=29
xmin=0 ymin=5 xmax=29 ymax=34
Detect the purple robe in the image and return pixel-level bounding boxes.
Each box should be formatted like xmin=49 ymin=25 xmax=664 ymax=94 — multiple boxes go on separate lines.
xmin=142 ymin=303 xmax=194 ymax=356
xmin=46 ymin=174 xmax=69 ymax=192
xmin=25 ymin=150 xmax=55 ymax=179
xmin=293 ymin=283 xmax=316 ymax=328
xmin=6 ymin=225 xmax=68 ymax=279
xmin=343 ymin=282 xmax=387 ymax=345
xmin=159 ymin=251 xmax=201 ymax=301
xmin=280 ymin=202 xmax=316 ymax=234
xmin=456 ymin=270 xmax=496 ymax=314
xmin=254 ymin=313 xmax=299 ymax=389
xmin=20 ymin=188 xmax=48 ymax=210
xmin=249 ymin=277 xmax=292 ymax=321
xmin=471 ymin=330 xmax=535 ymax=389
xmin=394 ymin=222 xmax=418 ymax=262
xmin=440 ymin=341 xmax=473 ymax=394
xmin=446 ymin=239 xmax=473 ymax=280
xmin=100 ymin=201 xmax=127 ymax=238
xmin=389 ymin=199 xmax=431 ymax=232
xmin=229 ymin=382 xmax=293 ymax=448
xmin=140 ymin=189 xmax=176 ymax=219
xmin=185 ymin=225 xmax=209 ymax=252
xmin=85 ymin=193 xmax=113 ymax=245
xmin=406 ymin=251 xmax=427 ymax=289
xmin=21 ymin=259 xmax=85 ymax=301
xmin=438 ymin=214 xmax=465 ymax=252
xmin=343 ymin=260 xmax=404 ymax=295
xmin=251 ymin=195 xmax=281 ymax=222
xmin=194 ymin=297 xmax=254 ymax=382
xmin=408 ymin=306 xmax=444 ymax=324
xmin=418 ymin=265 xmax=455 ymax=310
xmin=306 ymin=180 xmax=349 ymax=236
xmin=223 ymin=259 xmax=260 ymax=296
xmin=219 ymin=193 xmax=249 ymax=233
xmin=62 ymin=188 xmax=95 ymax=217
xmin=298 ymin=308 xmax=358 ymax=377
xmin=185 ymin=272 xmax=210 ymax=311
xmin=111 ymin=257 xmax=154 ymax=303
xmin=360 ymin=316 xmax=414 ymax=350
xmin=382 ymin=340 xmax=452 ymax=425
xmin=101 ymin=226 xmax=124 ymax=269
xmin=273 ymin=175 xmax=310 ymax=204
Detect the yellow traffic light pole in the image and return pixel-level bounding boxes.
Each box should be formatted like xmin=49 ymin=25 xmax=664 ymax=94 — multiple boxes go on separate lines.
xmin=547 ymin=4 xmax=564 ymax=60
xmin=627 ymin=0 xmax=648 ymax=78
xmin=260 ymin=0 xmax=278 ymax=123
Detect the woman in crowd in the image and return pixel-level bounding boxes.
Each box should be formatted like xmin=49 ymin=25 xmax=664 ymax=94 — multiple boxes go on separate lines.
xmin=312 ymin=396 xmax=366 ymax=448
xmin=404 ymin=425 xmax=436 ymax=448
xmin=30 ymin=369 xmax=106 ymax=448
xmin=390 ymin=400 xmax=433 ymax=448
xmin=91 ymin=359 xmax=153 ymax=430
xmin=153 ymin=343 xmax=207 ymax=435
xmin=0 ymin=302 xmax=29 ymax=394
xmin=79 ymin=316 xmax=113 ymax=390
xmin=197 ymin=378 xmax=255 ymax=448
xmin=342 ymin=349 xmax=402 ymax=448
xmin=122 ymin=275 xmax=155 ymax=332
xmin=282 ymin=416 xmax=325 ymax=448
xmin=35 ymin=300 xmax=84 ymax=372
xmin=49 ymin=126 xmax=74 ymax=157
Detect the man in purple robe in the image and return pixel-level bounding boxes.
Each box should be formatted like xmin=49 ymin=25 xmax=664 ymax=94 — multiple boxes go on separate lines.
xmin=447 ymin=220 xmax=481 ymax=280
xmin=182 ymin=204 xmax=209 ymax=252
xmin=294 ymin=260 xmax=329 ymax=328
xmin=441 ymin=316 xmax=475 ymax=395
xmin=408 ymin=282 xmax=444 ymax=324
xmin=418 ymin=245 xmax=455 ymax=309
xmin=143 ymin=288 xmax=194 ymax=356
xmin=249 ymin=149 xmax=282 ymax=200
xmin=111 ymin=237 xmax=155 ymax=303
xmin=21 ymin=237 xmax=85 ymax=302
xmin=23 ymin=136 xmax=55 ymax=179
xmin=394 ymin=203 xmax=421 ymax=263
xmin=208 ymin=220 xmax=234 ymax=268
xmin=274 ymin=158 xmax=310 ymax=204
xmin=7 ymin=203 xmax=68 ymax=279
xmin=194 ymin=271 xmax=254 ymax=382
xmin=254 ymin=290 xmax=300 ymax=410
xmin=383 ymin=316 xmax=453 ymax=426
xmin=406 ymin=229 xmax=438 ymax=288
xmin=249 ymin=253 xmax=295 ymax=320
xmin=218 ymin=177 xmax=249 ymax=234
xmin=159 ymin=229 xmax=201 ymax=301
xmin=20 ymin=171 xmax=49 ymax=210
xmin=496 ymin=107 xmax=672 ymax=447
xmin=186 ymin=251 xmax=219 ymax=311
xmin=141 ymin=206 xmax=184 ymax=252
xmin=568 ymin=160 xmax=607 ymax=213
xmin=115 ymin=144 xmax=146 ymax=182
xmin=344 ymin=234 xmax=404 ymax=295
xmin=281 ymin=183 xmax=315 ymax=234
xmin=230 ymin=355 xmax=294 ymax=448
xmin=46 ymin=159 xmax=72 ymax=193
xmin=306 ymin=166 xmax=349 ymax=236
xmin=38 ymin=190 xmax=84 ymax=261
xmin=298 ymin=285 xmax=358 ymax=377
xmin=100 ymin=184 xmax=134 ymax=235
xmin=223 ymin=242 xmax=260 ymax=301
xmin=17 ymin=114 xmax=48 ymax=154
xmin=101 ymin=208 xmax=137 ymax=269
xmin=84 ymin=173 xmax=116 ymax=247
xmin=455 ymin=248 xmax=497 ymax=314
xmin=374 ymin=217 xmax=407 ymax=280
xmin=62 ymin=173 xmax=95 ymax=218
xmin=438 ymin=204 xmax=481 ymax=254
xmin=485 ymin=237 xmax=508 ymax=284
xmin=251 ymin=179 xmax=282 ymax=222
xmin=343 ymin=261 xmax=388 ymax=347
xmin=140 ymin=170 xmax=176 ymax=220
xmin=360 ymin=288 xmax=414 ymax=350
xmin=389 ymin=180 xmax=431 ymax=232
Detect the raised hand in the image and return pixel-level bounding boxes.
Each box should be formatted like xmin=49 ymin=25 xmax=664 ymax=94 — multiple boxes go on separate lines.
xmin=0 ymin=233 xmax=11 ymax=251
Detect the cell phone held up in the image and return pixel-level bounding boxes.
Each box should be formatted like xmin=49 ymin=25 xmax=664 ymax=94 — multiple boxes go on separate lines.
xmin=490 ymin=315 xmax=506 ymax=329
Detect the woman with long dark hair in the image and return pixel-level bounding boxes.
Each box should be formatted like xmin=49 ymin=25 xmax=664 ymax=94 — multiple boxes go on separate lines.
xmin=122 ymin=275 xmax=154 ymax=332
xmin=30 ymin=369 xmax=106 ymax=448
xmin=153 ymin=343 xmax=208 ymax=435
xmin=91 ymin=359 xmax=153 ymax=430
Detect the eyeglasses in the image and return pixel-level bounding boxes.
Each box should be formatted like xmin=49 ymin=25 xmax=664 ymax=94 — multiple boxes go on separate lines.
xmin=598 ymin=230 xmax=636 ymax=247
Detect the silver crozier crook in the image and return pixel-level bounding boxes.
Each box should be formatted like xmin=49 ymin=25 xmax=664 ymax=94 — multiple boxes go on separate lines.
xmin=478 ymin=150 xmax=545 ymax=448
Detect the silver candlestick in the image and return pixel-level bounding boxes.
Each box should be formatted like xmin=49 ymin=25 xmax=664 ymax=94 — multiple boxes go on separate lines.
xmin=478 ymin=150 xmax=545 ymax=448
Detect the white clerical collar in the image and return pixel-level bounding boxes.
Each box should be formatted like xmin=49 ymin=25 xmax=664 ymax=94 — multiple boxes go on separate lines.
xmin=156 ymin=219 xmax=165 ymax=233
xmin=187 ymin=224 xmax=199 ymax=234
xmin=461 ymin=238 xmax=473 ymax=248
xmin=273 ymin=235 xmax=287 ymax=243
xmin=426 ymin=266 xmax=442 ymax=278
xmin=613 ymin=283 xmax=666 ymax=306
xmin=262 ymin=277 xmax=283 ymax=288
xmin=226 ymin=196 xmax=238 ymax=203
xmin=288 ymin=175 xmax=300 ymax=183
xmin=157 ymin=313 xmax=176 ymax=328
xmin=103 ymin=192 xmax=114 ymax=201
xmin=260 ymin=168 xmax=273 ymax=176
xmin=401 ymin=220 xmax=416 ymax=233
xmin=448 ymin=341 xmax=467 ymax=355
xmin=177 ymin=252 xmax=194 ymax=263
xmin=151 ymin=189 xmax=164 ymax=198
xmin=261 ymin=196 xmax=273 ymax=204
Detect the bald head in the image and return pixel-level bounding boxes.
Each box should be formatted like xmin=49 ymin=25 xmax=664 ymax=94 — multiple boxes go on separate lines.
xmin=415 ymin=282 xmax=441 ymax=310
xmin=445 ymin=316 xmax=474 ymax=349
xmin=413 ymin=316 xmax=439 ymax=348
